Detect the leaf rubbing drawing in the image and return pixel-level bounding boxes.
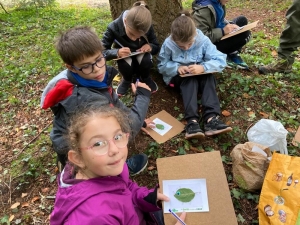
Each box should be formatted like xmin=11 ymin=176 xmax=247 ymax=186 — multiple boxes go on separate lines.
xmin=174 ymin=188 xmax=195 ymax=202
xmin=156 ymin=124 xmax=165 ymax=130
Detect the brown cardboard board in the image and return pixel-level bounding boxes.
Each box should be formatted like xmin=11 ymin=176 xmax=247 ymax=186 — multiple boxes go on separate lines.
xmin=292 ymin=126 xmax=300 ymax=146
xmin=179 ymin=71 xmax=218 ymax=77
xmin=146 ymin=110 xmax=185 ymax=144
xmin=113 ymin=51 xmax=144 ymax=60
xmin=157 ymin=152 xmax=238 ymax=225
xmin=221 ymin=20 xmax=259 ymax=40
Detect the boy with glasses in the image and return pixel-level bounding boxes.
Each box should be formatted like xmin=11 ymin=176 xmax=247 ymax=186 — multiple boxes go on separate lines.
xmin=41 ymin=26 xmax=152 ymax=175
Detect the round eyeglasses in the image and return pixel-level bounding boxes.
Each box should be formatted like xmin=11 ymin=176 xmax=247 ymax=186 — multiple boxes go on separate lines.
xmin=72 ymin=55 xmax=106 ymax=75
xmin=81 ymin=132 xmax=129 ymax=156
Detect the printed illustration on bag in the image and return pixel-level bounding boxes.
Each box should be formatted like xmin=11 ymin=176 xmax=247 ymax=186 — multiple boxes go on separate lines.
xmin=272 ymin=172 xmax=283 ymax=182
xmin=274 ymin=188 xmax=288 ymax=205
xmin=294 ymin=179 xmax=298 ymax=188
xmin=286 ymin=173 xmax=293 ymax=186
xmin=264 ymin=204 xmax=274 ymax=217
xmin=278 ymin=209 xmax=287 ymax=223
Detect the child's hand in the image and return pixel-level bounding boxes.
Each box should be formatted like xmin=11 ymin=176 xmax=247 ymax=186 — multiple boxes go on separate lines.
xmin=175 ymin=212 xmax=187 ymax=225
xmin=178 ymin=66 xmax=190 ymax=75
xmin=137 ymin=44 xmax=152 ymax=53
xmin=188 ymin=64 xmax=205 ymax=74
xmin=223 ymin=24 xmax=240 ymax=34
xmin=141 ymin=118 xmax=155 ymax=135
xmin=157 ymin=192 xmax=170 ymax=202
xmin=131 ymin=82 xmax=151 ymax=95
xmin=118 ymin=47 xmax=131 ymax=58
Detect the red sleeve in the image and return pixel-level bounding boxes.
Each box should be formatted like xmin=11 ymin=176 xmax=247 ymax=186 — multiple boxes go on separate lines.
xmin=42 ymin=80 xmax=74 ymax=109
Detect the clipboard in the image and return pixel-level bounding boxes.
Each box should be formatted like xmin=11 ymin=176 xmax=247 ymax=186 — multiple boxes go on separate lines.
xmin=146 ymin=110 xmax=185 ymax=144
xmin=221 ymin=20 xmax=259 ymax=40
xmin=157 ymin=152 xmax=238 ymax=225
xmin=180 ymin=71 xmax=218 ymax=77
xmin=113 ymin=51 xmax=145 ymax=60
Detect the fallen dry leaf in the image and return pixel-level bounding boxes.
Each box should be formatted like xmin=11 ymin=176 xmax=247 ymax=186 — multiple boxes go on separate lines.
xmin=10 ymin=202 xmax=20 ymax=209
xmin=42 ymin=188 xmax=49 ymax=193
xmin=248 ymin=111 xmax=255 ymax=117
xmin=243 ymin=93 xmax=250 ymax=98
xmin=222 ymin=110 xmax=231 ymax=117
xmin=31 ymin=196 xmax=40 ymax=203
xmin=189 ymin=146 xmax=199 ymax=151
xmin=21 ymin=202 xmax=29 ymax=208
xmin=9 ymin=215 xmax=14 ymax=222
xmin=259 ymin=112 xmax=269 ymax=118
xmin=21 ymin=193 xmax=28 ymax=198
xmin=286 ymin=127 xmax=296 ymax=133
xmin=113 ymin=74 xmax=121 ymax=82
xmin=147 ymin=166 xmax=155 ymax=171
xmin=271 ymin=50 xmax=278 ymax=57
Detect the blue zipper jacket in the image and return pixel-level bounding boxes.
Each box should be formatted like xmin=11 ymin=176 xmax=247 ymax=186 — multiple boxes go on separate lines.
xmin=157 ymin=29 xmax=226 ymax=85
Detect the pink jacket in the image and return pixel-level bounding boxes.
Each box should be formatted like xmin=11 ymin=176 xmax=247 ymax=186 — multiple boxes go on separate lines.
xmin=50 ymin=163 xmax=160 ymax=225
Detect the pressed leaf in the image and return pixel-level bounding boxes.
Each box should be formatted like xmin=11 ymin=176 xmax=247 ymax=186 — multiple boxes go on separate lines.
xmin=174 ymin=188 xmax=195 ymax=202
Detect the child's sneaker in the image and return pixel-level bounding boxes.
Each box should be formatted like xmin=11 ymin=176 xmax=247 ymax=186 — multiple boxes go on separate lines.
xmin=116 ymin=80 xmax=131 ymax=96
xmin=204 ymin=116 xmax=232 ymax=136
xmin=126 ymin=153 xmax=148 ymax=176
xmin=143 ymin=77 xmax=158 ymax=93
xmin=227 ymin=53 xmax=249 ymax=70
xmin=258 ymin=58 xmax=292 ymax=74
xmin=185 ymin=121 xmax=205 ymax=139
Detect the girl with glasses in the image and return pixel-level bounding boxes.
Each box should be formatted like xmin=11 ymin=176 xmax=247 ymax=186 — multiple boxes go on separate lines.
xmin=50 ymin=105 xmax=186 ymax=225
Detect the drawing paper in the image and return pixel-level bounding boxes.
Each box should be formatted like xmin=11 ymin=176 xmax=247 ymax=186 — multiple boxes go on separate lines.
xmin=151 ymin=118 xmax=173 ymax=136
xmin=163 ymin=179 xmax=209 ymax=213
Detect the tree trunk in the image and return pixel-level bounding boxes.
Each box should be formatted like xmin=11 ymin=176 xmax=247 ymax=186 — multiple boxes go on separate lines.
xmin=108 ymin=0 xmax=182 ymax=44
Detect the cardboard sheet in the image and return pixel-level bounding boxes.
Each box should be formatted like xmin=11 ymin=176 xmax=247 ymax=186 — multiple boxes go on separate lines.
xmin=179 ymin=71 xmax=218 ymax=77
xmin=157 ymin=152 xmax=238 ymax=225
xmin=113 ymin=51 xmax=144 ymax=60
xmin=292 ymin=126 xmax=300 ymax=146
xmin=146 ymin=110 xmax=185 ymax=144
xmin=221 ymin=20 xmax=259 ymax=40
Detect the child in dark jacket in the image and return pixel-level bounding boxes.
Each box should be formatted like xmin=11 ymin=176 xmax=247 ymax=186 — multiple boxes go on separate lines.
xmin=50 ymin=105 xmax=186 ymax=225
xmin=192 ymin=0 xmax=251 ymax=69
xmin=158 ymin=11 xmax=232 ymax=139
xmin=41 ymin=26 xmax=153 ymax=175
xmin=102 ymin=1 xmax=160 ymax=96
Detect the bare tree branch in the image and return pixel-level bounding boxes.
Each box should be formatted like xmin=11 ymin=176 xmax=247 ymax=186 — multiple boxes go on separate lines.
xmin=0 ymin=2 xmax=10 ymax=14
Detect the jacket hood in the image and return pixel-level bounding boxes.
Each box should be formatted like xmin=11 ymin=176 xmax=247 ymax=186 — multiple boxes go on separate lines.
xmin=50 ymin=163 xmax=130 ymax=224
xmin=40 ymin=66 xmax=117 ymax=109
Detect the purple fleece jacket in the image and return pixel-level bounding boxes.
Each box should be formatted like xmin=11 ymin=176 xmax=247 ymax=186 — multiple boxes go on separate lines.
xmin=50 ymin=163 xmax=160 ymax=225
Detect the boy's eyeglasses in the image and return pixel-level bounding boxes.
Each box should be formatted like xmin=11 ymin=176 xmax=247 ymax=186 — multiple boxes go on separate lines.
xmin=80 ymin=132 xmax=129 ymax=156
xmin=72 ymin=55 xmax=106 ymax=75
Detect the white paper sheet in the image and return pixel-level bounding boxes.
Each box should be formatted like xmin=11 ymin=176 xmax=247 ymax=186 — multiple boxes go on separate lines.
xmin=151 ymin=118 xmax=173 ymax=136
xmin=163 ymin=179 xmax=209 ymax=213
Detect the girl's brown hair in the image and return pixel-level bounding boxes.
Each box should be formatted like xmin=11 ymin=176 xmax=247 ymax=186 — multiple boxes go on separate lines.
xmin=126 ymin=1 xmax=152 ymax=34
xmin=55 ymin=26 xmax=104 ymax=65
xmin=67 ymin=105 xmax=131 ymax=155
xmin=171 ymin=10 xmax=196 ymax=43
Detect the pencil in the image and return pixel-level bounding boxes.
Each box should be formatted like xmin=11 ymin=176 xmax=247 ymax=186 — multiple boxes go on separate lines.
xmin=169 ymin=209 xmax=186 ymax=225
xmin=114 ymin=39 xmax=124 ymax=48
